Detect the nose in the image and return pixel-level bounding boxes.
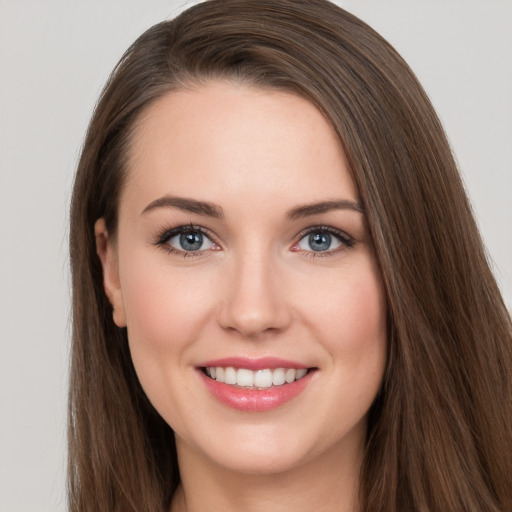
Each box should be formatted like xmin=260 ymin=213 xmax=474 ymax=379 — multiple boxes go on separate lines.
xmin=217 ymin=250 xmax=292 ymax=338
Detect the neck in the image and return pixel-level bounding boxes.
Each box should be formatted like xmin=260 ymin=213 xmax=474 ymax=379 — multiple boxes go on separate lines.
xmin=170 ymin=434 xmax=363 ymax=512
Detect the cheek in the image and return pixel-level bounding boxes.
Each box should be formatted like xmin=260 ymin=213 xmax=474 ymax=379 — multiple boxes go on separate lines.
xmin=337 ymin=268 xmax=387 ymax=404
xmin=339 ymin=276 xmax=386 ymax=354
xmin=118 ymin=248 xmax=217 ymax=360
xmin=338 ymin=270 xmax=386 ymax=365
xmin=117 ymin=249 xmax=220 ymax=422
xmin=295 ymin=257 xmax=387 ymax=387
xmin=302 ymin=262 xmax=385 ymax=343
xmin=319 ymin=264 xmax=387 ymax=425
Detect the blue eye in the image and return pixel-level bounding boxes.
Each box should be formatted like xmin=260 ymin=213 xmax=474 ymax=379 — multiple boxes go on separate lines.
xmin=295 ymin=228 xmax=353 ymax=254
xmin=168 ymin=229 xmax=214 ymax=252
xmin=156 ymin=226 xmax=217 ymax=255
xmin=307 ymin=232 xmax=335 ymax=251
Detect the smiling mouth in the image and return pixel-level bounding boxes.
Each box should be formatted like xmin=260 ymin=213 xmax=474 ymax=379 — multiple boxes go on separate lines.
xmin=202 ymin=366 xmax=314 ymax=389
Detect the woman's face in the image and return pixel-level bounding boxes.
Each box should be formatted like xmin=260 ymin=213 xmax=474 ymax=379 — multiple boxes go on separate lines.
xmin=97 ymin=82 xmax=387 ymax=475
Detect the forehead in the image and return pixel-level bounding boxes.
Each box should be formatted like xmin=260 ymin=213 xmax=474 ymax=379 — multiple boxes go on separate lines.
xmin=122 ymin=81 xmax=358 ymax=216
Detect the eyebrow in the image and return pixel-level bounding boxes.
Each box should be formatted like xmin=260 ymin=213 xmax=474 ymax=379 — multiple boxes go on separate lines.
xmin=141 ymin=196 xmax=224 ymax=218
xmin=141 ymin=195 xmax=364 ymax=219
xmin=287 ymin=200 xmax=364 ymax=220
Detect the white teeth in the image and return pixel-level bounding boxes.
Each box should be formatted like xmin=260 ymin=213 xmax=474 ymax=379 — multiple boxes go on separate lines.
xmin=205 ymin=366 xmax=309 ymax=388
xmin=237 ymin=368 xmax=254 ymax=387
xmin=296 ymin=368 xmax=307 ymax=379
xmin=224 ymin=366 xmax=237 ymax=385
xmin=285 ymin=368 xmax=296 ymax=383
xmin=272 ymin=368 xmax=286 ymax=386
xmin=254 ymin=369 xmax=273 ymax=388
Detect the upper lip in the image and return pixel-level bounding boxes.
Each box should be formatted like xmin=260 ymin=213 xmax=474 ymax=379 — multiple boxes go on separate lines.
xmin=198 ymin=357 xmax=311 ymax=371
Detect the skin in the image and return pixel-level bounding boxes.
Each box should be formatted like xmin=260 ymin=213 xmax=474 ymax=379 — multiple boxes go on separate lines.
xmin=96 ymin=82 xmax=387 ymax=512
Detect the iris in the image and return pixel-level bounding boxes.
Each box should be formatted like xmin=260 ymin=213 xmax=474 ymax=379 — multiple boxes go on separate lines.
xmin=308 ymin=232 xmax=331 ymax=251
xmin=180 ymin=231 xmax=204 ymax=251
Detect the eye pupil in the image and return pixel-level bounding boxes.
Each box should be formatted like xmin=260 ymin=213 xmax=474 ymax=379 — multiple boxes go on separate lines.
xmin=180 ymin=231 xmax=203 ymax=251
xmin=309 ymin=232 xmax=331 ymax=251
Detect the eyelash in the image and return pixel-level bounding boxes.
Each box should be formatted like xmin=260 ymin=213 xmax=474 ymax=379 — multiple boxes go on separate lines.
xmin=154 ymin=224 xmax=218 ymax=258
xmin=293 ymin=226 xmax=355 ymax=258
xmin=153 ymin=224 xmax=355 ymax=258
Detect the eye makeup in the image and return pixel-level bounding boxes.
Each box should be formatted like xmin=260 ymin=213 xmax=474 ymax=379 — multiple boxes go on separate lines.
xmin=153 ymin=224 xmax=220 ymax=258
xmin=152 ymin=222 xmax=356 ymax=259
xmin=291 ymin=225 xmax=355 ymax=258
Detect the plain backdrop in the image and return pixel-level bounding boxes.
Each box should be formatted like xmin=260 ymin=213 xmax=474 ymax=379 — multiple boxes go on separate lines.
xmin=0 ymin=1 xmax=510 ymax=511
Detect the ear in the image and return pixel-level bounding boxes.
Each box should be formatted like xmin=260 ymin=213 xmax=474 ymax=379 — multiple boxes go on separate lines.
xmin=94 ymin=218 xmax=127 ymax=327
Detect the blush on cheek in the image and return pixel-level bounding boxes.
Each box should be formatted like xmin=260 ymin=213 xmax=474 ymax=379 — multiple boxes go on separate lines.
xmin=121 ymin=258 xmax=216 ymax=353
xmin=318 ymin=267 xmax=387 ymax=376
xmin=350 ymin=283 xmax=386 ymax=340
xmin=317 ymin=274 xmax=385 ymax=335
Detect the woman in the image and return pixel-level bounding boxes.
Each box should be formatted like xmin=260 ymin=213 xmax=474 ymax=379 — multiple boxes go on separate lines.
xmin=68 ymin=1 xmax=512 ymax=511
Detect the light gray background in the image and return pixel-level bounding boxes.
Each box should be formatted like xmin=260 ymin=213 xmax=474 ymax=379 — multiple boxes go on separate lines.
xmin=1 ymin=1 xmax=510 ymax=511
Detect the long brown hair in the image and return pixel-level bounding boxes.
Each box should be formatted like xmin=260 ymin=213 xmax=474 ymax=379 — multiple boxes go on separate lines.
xmin=68 ymin=1 xmax=512 ymax=510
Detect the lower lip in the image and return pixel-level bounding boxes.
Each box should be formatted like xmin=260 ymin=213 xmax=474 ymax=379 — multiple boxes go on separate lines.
xmin=199 ymin=370 xmax=314 ymax=412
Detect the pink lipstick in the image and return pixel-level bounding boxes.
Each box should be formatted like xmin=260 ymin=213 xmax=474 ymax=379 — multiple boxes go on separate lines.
xmin=197 ymin=357 xmax=315 ymax=412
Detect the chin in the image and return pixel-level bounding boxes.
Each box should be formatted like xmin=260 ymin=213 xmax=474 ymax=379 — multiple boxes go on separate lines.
xmin=175 ymin=417 xmax=365 ymax=478
xmin=206 ymin=443 xmax=309 ymax=476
